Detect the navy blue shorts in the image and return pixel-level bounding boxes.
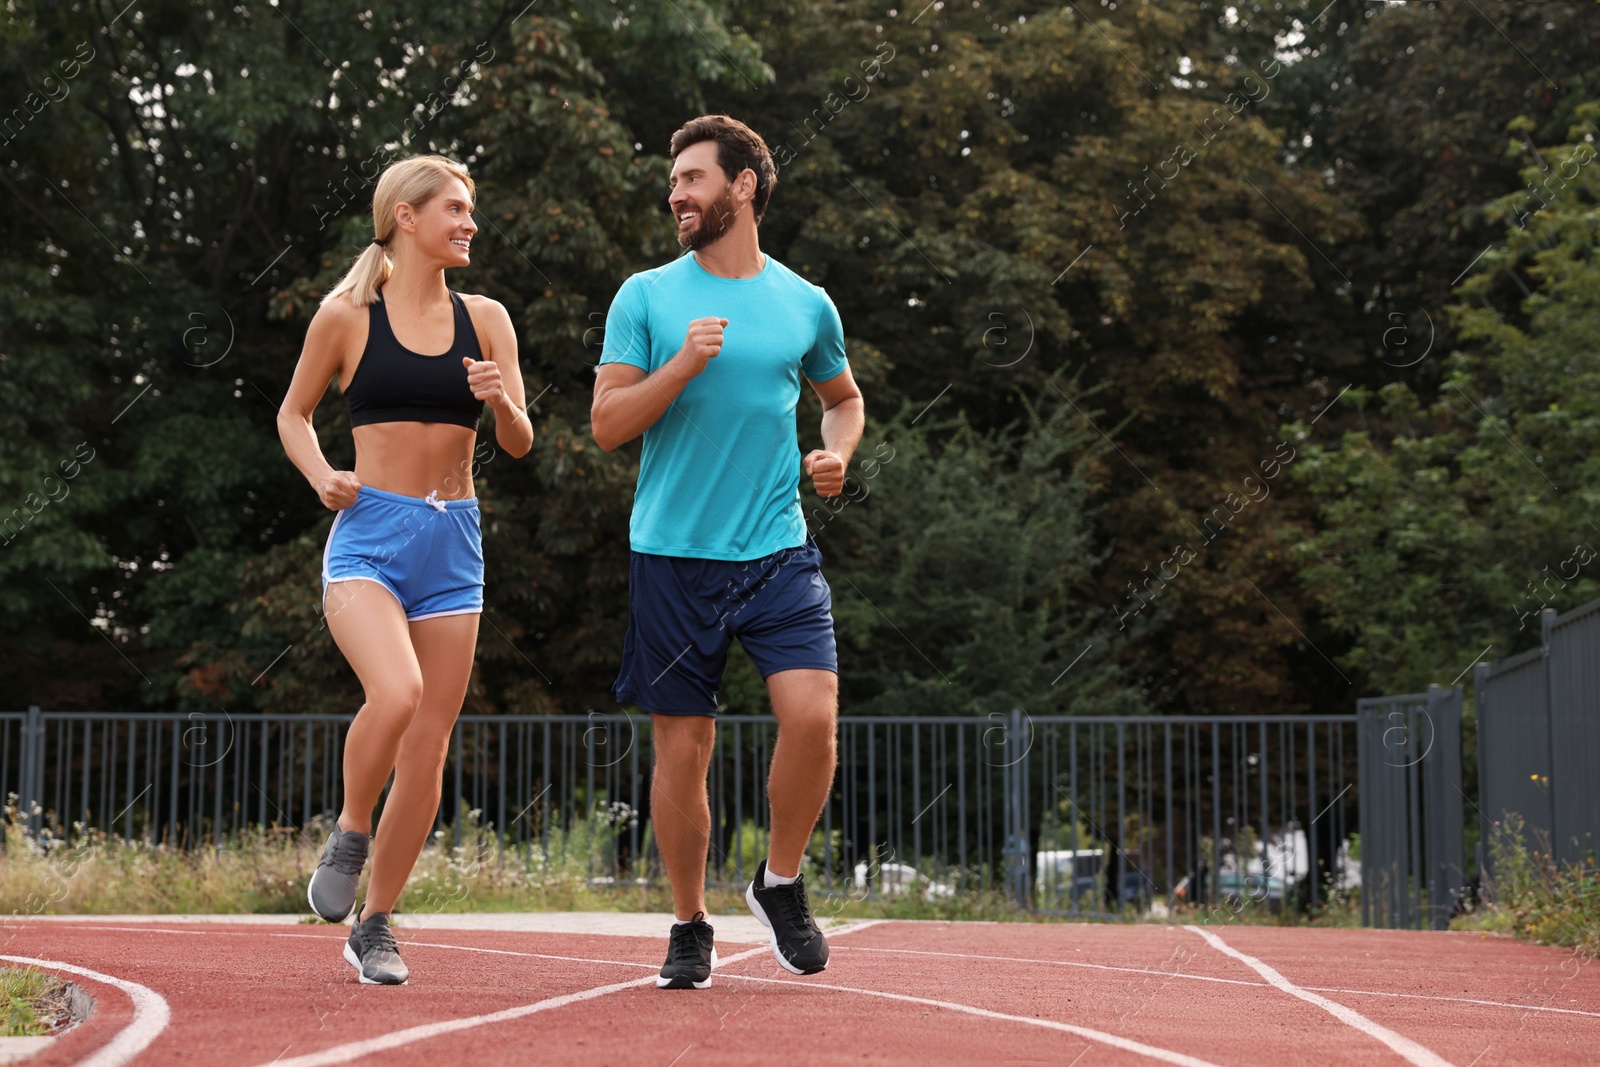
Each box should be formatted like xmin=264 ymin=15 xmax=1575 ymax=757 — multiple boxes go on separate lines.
xmin=322 ymin=486 xmax=483 ymax=621
xmin=613 ymin=538 xmax=838 ymax=717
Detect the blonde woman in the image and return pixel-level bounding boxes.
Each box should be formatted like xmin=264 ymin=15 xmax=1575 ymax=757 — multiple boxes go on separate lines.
xmin=278 ymin=155 xmax=532 ymax=985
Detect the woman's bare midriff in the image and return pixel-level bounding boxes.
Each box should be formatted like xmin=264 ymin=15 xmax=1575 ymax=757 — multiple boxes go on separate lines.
xmin=352 ymin=422 xmax=478 ymax=500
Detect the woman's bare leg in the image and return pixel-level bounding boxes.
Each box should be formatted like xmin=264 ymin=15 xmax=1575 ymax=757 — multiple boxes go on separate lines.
xmin=363 ymin=611 xmax=479 ymax=915
xmin=325 ymin=580 xmax=423 ymax=836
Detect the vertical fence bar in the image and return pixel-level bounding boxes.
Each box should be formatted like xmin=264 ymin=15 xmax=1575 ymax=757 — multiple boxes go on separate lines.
xmin=1163 ymin=724 xmax=1174 ymax=906
xmin=912 ymin=725 xmax=922 ymax=867
xmin=169 ymin=721 xmax=182 ymax=844
xmin=1257 ymin=720 xmax=1268 ymax=886
xmin=78 ymin=720 xmax=93 ymax=832
xmin=452 ymin=721 xmax=464 ymax=847
xmin=1308 ymin=720 xmax=1319 ymax=910
xmin=124 ymin=718 xmax=137 ymax=841
xmin=1114 ymin=721 xmax=1126 ymax=910
xmin=1210 ymin=725 xmax=1221 ymax=907
xmin=21 ymin=706 xmax=42 ymax=836
xmin=53 ymin=718 xmax=68 ymax=834
xmin=957 ymin=726 xmax=966 ymax=893
xmin=868 ymin=725 xmax=879 ymax=885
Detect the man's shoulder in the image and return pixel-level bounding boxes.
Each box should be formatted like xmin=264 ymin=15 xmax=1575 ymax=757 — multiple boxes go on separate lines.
xmin=762 ymin=256 xmax=835 ymax=309
xmin=620 ymin=254 xmax=696 ymax=297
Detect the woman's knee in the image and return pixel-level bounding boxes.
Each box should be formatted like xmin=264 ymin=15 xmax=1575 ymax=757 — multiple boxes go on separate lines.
xmin=367 ymin=673 xmax=425 ymax=717
xmin=396 ymin=723 xmax=452 ymax=777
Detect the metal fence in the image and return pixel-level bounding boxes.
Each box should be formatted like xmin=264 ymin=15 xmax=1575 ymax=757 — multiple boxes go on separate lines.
xmin=3 ymin=707 xmax=1361 ymax=913
xmin=1475 ymin=599 xmax=1600 ymax=869
xmin=1355 ymin=685 xmax=1464 ymax=931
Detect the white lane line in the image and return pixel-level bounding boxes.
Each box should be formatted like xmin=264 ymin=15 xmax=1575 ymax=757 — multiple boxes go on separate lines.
xmin=29 ymin=924 xmax=1595 ymax=1023
xmin=21 ymin=923 xmax=769 ymax=960
xmin=257 ymin=972 xmax=671 ymax=1066
xmin=401 ymin=940 xmax=656 ymax=969
xmin=719 ymin=973 xmax=1227 ymax=1067
xmin=18 ymin=925 xmax=213 ymax=936
xmin=1301 ymin=985 xmax=1600 ymax=1021
xmin=253 ymin=945 xmax=774 ymax=1067
xmin=248 ymin=923 xmax=889 ymax=1067
xmin=1185 ymin=926 xmax=1457 ymax=1067
xmin=837 ymin=944 xmax=1261 ymax=988
xmin=839 ymin=944 xmax=1600 ymax=1019
xmin=0 ymin=954 xmax=171 ymax=1067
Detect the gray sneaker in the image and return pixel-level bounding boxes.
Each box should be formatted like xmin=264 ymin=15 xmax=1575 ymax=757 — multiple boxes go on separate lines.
xmin=307 ymin=825 xmax=369 ymax=922
xmin=344 ymin=909 xmax=408 ymax=985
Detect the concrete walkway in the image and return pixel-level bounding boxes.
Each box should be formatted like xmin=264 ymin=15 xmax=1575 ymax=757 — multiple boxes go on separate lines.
xmin=16 ymin=910 xmax=826 ymax=943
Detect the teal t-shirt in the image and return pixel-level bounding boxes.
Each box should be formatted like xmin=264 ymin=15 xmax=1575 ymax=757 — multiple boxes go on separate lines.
xmin=599 ymin=252 xmax=849 ymax=560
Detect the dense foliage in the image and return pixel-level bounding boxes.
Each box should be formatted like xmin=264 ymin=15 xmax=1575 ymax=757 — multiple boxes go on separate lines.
xmin=3 ymin=1 xmax=1598 ymax=719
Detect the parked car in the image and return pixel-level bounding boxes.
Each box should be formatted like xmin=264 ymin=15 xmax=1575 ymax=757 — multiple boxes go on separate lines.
xmin=852 ymin=860 xmax=955 ymax=900
xmin=1035 ymin=849 xmax=1150 ymax=911
xmin=1173 ymin=869 xmax=1286 ymax=907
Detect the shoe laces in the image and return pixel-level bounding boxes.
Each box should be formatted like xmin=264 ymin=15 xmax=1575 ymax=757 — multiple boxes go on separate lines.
xmin=667 ymin=912 xmax=713 ymax=963
xmin=361 ymin=913 xmax=399 ymax=955
xmin=327 ymin=831 xmax=367 ymax=876
xmin=766 ymin=876 xmax=818 ymax=936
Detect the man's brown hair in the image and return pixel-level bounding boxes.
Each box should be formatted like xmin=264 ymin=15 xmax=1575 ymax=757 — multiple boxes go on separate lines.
xmin=669 ymin=114 xmax=779 ymax=223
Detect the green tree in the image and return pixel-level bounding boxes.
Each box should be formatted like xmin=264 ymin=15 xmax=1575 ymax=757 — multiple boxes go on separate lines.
xmin=0 ymin=1 xmax=762 ymax=713
xmin=801 ymin=384 xmax=1134 ymax=719
xmin=1291 ymin=102 xmax=1600 ymax=691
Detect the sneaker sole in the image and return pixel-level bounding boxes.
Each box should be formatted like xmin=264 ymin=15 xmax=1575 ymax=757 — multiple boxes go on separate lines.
xmin=656 ymin=946 xmax=717 ymax=990
xmin=308 ymin=870 xmax=356 ymax=924
xmin=745 ymin=882 xmax=826 ymax=976
xmin=343 ymin=941 xmax=408 ymax=986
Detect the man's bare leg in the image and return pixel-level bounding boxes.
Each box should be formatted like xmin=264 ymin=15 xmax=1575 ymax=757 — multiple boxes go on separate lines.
xmin=650 ymin=713 xmax=717 ymax=919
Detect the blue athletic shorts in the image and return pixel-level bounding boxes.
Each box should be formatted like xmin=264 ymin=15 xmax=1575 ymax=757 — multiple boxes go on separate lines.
xmin=613 ymin=538 xmax=838 ymax=717
xmin=321 ymin=486 xmax=483 ymax=621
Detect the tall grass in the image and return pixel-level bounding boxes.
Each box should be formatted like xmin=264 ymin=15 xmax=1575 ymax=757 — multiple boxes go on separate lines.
xmin=0 ymin=798 xmax=1047 ymax=921
xmin=1 ymin=798 xmax=1367 ymax=928
xmin=1450 ymin=812 xmax=1600 ymax=955
xmin=1 ymin=798 xmax=666 ymax=916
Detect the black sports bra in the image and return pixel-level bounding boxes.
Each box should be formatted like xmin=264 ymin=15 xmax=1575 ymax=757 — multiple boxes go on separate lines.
xmin=344 ymin=290 xmax=484 ymax=429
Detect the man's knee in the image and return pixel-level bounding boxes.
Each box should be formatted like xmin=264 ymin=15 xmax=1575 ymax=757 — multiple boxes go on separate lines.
xmin=771 ymin=675 xmax=839 ymax=737
xmin=651 ymin=713 xmax=716 ymax=768
xmin=781 ymin=705 xmax=837 ymax=743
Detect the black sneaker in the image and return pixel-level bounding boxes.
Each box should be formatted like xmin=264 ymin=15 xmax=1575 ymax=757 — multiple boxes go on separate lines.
xmin=746 ymin=860 xmax=828 ymax=975
xmin=308 ymin=825 xmax=369 ymax=922
xmin=344 ymin=909 xmax=408 ymax=985
xmin=657 ymin=912 xmax=717 ymax=990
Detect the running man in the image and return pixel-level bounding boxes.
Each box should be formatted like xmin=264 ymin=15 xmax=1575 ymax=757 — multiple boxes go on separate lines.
xmin=591 ymin=114 xmax=865 ymax=990
xmin=279 ymin=155 xmax=532 ymax=984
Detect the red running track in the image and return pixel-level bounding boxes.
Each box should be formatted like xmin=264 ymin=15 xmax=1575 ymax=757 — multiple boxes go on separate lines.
xmin=2 ymin=917 xmax=1596 ymax=1066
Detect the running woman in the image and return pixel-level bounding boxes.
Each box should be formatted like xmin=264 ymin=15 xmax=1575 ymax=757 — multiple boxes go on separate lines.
xmin=278 ymin=155 xmax=532 ymax=985
xmin=591 ymin=115 xmax=865 ymax=990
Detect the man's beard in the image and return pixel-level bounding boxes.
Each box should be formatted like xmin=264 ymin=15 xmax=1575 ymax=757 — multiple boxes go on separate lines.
xmin=678 ymin=188 xmax=739 ymax=251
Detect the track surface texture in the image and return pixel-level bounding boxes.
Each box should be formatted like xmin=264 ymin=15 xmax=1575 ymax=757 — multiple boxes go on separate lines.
xmin=2 ymin=916 xmax=1595 ymax=1066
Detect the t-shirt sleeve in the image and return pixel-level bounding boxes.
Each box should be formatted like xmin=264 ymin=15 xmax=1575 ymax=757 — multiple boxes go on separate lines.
xmin=802 ymin=289 xmax=848 ymax=384
xmin=599 ymin=275 xmax=653 ymax=371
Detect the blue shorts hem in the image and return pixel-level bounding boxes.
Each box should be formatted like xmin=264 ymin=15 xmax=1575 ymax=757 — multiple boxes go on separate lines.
xmin=323 ymin=574 xmax=404 ymax=605
xmin=634 ymin=704 xmax=719 ymax=719
xmin=407 ymin=605 xmax=482 ymax=622
xmin=755 ymin=661 xmax=839 ymax=680
xmin=612 ymin=687 xmax=716 ymax=718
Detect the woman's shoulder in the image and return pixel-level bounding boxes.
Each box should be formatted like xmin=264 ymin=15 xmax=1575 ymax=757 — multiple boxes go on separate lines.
xmin=454 ymin=291 xmax=515 ymax=358
xmin=455 ymin=291 xmax=513 ymax=325
xmin=306 ymin=290 xmax=368 ymax=342
xmin=314 ymin=290 xmax=368 ymax=325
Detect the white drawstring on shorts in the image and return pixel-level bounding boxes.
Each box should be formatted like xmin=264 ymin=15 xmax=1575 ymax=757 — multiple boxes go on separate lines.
xmin=424 ymin=490 xmax=447 ymax=513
